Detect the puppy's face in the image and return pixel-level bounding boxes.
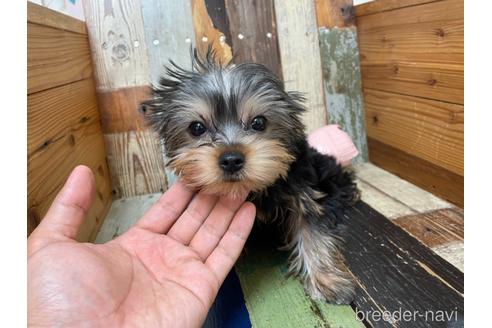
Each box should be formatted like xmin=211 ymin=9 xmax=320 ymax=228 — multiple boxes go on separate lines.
xmin=143 ymin=52 xmax=306 ymax=197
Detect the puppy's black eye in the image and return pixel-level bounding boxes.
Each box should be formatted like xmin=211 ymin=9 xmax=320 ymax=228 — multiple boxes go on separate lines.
xmin=251 ymin=116 xmax=267 ymax=131
xmin=189 ymin=121 xmax=207 ymax=136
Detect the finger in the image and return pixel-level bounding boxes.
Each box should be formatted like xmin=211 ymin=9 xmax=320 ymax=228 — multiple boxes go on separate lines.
xmin=136 ymin=180 xmax=194 ymax=234
xmin=166 ymin=192 xmax=219 ymax=244
xmin=32 ymin=165 xmax=95 ymax=241
xmin=205 ymin=202 xmax=256 ymax=284
xmin=188 ymin=194 xmax=248 ymax=260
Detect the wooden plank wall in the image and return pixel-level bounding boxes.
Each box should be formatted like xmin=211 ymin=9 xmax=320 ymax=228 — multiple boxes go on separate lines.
xmin=27 ymin=2 xmax=112 ymax=241
xmin=355 ymin=0 xmax=464 ymax=206
xmin=83 ymin=0 xmax=363 ymax=199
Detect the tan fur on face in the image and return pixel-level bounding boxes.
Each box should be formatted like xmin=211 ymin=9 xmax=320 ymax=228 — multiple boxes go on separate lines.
xmin=169 ymin=137 xmax=294 ymax=198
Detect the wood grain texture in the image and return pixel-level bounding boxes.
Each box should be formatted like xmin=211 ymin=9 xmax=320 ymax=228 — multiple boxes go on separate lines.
xmin=224 ymin=0 xmax=283 ymax=79
xmin=105 ymin=130 xmax=167 ymax=199
xmin=274 ymin=0 xmax=327 ymax=132
xmin=191 ymin=0 xmax=233 ymax=65
xmin=367 ymin=138 xmax=464 ymax=207
xmin=355 ymin=162 xmax=451 ymax=214
xmin=432 ymin=241 xmax=464 ymax=272
xmin=356 ymin=0 xmax=463 ymax=65
xmin=83 ymin=0 xmax=151 ymax=90
xmin=141 ymin=0 xmax=196 ymax=84
xmin=345 ymin=202 xmax=463 ymax=327
xmin=315 ymin=0 xmax=355 ymax=28
xmin=364 ymin=88 xmax=463 ymax=176
xmin=97 ymin=86 xmax=151 ymax=133
xmin=394 ymin=208 xmax=463 ymax=248
xmin=27 ymin=22 xmax=92 ymax=94
xmin=355 ymin=0 xmax=443 ymax=17
xmin=27 ymin=1 xmax=86 ymax=34
xmin=27 ymin=78 xmax=112 ymax=241
xmin=319 ymin=27 xmax=368 ymax=163
xmin=360 ymin=61 xmax=463 ymax=105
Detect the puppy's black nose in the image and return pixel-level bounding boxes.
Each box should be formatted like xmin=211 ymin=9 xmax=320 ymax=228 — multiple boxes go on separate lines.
xmin=219 ymin=151 xmax=245 ymax=173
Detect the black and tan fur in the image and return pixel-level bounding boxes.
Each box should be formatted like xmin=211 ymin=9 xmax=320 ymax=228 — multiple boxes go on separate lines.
xmin=142 ymin=49 xmax=359 ymax=304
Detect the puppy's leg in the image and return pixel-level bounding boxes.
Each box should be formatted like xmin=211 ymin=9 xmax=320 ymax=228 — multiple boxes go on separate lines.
xmin=285 ymin=192 xmax=355 ymax=304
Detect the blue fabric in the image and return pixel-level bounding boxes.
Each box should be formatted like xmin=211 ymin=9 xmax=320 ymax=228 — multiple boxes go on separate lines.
xmin=203 ymin=269 xmax=251 ymax=328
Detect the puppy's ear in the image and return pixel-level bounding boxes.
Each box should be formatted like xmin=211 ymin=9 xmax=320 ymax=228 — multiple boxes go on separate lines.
xmin=286 ymin=91 xmax=307 ymax=113
xmin=141 ymin=60 xmax=196 ymax=137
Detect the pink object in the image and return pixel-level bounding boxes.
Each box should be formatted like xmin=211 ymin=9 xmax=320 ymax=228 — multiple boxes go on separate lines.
xmin=307 ymin=125 xmax=359 ymax=167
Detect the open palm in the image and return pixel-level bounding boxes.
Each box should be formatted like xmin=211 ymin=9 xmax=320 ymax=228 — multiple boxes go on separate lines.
xmin=28 ymin=166 xmax=255 ymax=327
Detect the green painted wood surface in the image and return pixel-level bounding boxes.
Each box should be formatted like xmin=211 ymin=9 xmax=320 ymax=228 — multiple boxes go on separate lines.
xmin=319 ymin=27 xmax=368 ymax=164
xmin=235 ymin=245 xmax=364 ymax=328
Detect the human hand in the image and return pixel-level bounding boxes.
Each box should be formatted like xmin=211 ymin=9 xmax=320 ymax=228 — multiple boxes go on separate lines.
xmin=28 ymin=166 xmax=256 ymax=327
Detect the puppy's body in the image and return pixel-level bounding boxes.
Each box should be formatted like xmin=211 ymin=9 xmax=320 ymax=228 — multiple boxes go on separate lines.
xmin=142 ymin=50 xmax=358 ymax=304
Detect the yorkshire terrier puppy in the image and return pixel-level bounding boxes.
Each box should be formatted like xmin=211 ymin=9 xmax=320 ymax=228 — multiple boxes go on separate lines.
xmin=142 ymin=49 xmax=359 ymax=304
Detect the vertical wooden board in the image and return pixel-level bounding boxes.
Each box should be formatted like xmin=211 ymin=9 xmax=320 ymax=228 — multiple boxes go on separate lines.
xmin=105 ymin=131 xmax=167 ymax=199
xmin=83 ymin=0 xmax=151 ymax=90
xmin=225 ymin=0 xmax=283 ymax=79
xmin=319 ymin=27 xmax=368 ymax=163
xmin=315 ymin=0 xmax=355 ymax=28
xmin=141 ymin=0 xmax=196 ymax=84
xmin=191 ymin=0 xmax=233 ymax=64
xmin=236 ymin=246 xmax=364 ymax=328
xmin=274 ymin=0 xmax=327 ymax=132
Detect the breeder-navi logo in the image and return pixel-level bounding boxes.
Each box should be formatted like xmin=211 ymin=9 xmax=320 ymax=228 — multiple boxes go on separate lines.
xmin=355 ymin=308 xmax=460 ymax=324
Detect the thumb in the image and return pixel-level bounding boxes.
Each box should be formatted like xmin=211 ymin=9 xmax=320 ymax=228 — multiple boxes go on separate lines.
xmin=29 ymin=165 xmax=95 ymax=246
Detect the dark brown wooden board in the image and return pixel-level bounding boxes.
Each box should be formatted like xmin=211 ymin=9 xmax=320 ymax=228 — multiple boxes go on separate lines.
xmin=344 ymin=202 xmax=463 ymax=327
xmin=224 ymin=0 xmax=283 ymax=79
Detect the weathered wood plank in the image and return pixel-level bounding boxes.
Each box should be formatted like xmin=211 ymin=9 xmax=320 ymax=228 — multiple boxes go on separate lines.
xmin=345 ymin=202 xmax=463 ymax=327
xmin=393 ymin=209 xmax=463 ymax=248
xmin=27 ymin=80 xmax=112 ymax=241
xmin=357 ymin=0 xmax=463 ymax=65
xmin=355 ymin=178 xmax=416 ymax=219
xmin=364 ymin=88 xmax=464 ymax=176
xmin=95 ymin=193 xmax=162 ymax=243
xmin=360 ymin=61 xmax=463 ymax=105
xmin=236 ymin=245 xmax=364 ymax=328
xmin=225 ymin=0 xmax=283 ymax=79
xmin=84 ymin=0 xmax=169 ymax=198
xmin=83 ymin=0 xmax=151 ymax=90
xmin=315 ymin=0 xmax=355 ymax=28
xmin=432 ymin=241 xmax=464 ymax=272
xmin=191 ymin=0 xmax=233 ymax=64
xmin=355 ymin=162 xmax=451 ymax=213
xmin=27 ymin=22 xmax=92 ymax=94
xmin=105 ymin=131 xmax=167 ymax=199
xmin=141 ymin=0 xmax=196 ymax=84
xmin=274 ymin=0 xmax=327 ymax=132
xmin=367 ymin=138 xmax=464 ymax=207
xmin=355 ymin=0 xmax=443 ymax=17
xmin=27 ymin=1 xmax=86 ymax=34
xmin=319 ymin=27 xmax=368 ymax=163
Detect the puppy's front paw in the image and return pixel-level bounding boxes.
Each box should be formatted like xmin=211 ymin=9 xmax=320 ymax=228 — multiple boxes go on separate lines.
xmin=304 ymin=270 xmax=355 ymax=304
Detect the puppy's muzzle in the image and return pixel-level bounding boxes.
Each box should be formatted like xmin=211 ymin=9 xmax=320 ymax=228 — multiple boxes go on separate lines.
xmin=218 ymin=151 xmax=245 ymax=173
